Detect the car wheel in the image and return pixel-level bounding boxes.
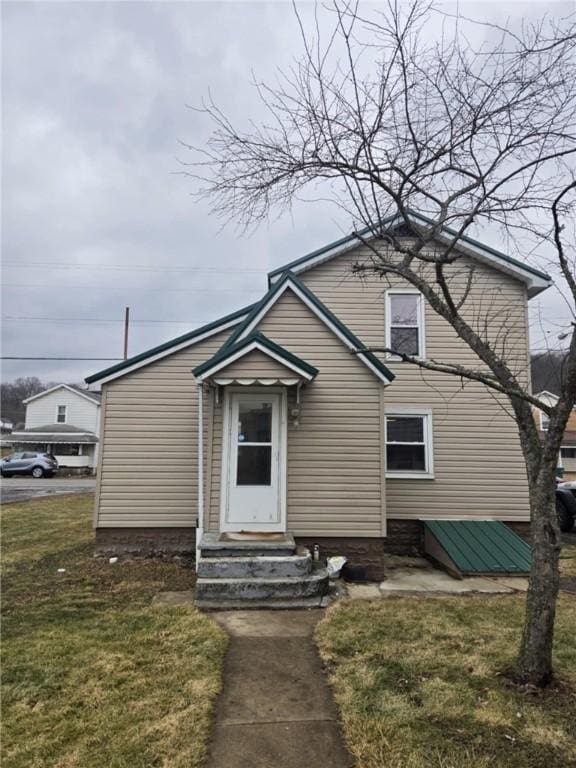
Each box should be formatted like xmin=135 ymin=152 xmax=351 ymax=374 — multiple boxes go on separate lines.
xmin=31 ymin=466 xmax=44 ymax=479
xmin=556 ymin=498 xmax=575 ymax=533
xmin=1 ymin=471 xmax=12 ymax=478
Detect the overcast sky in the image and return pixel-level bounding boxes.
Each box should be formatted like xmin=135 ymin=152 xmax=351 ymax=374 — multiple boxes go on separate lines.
xmin=2 ymin=1 xmax=571 ymax=386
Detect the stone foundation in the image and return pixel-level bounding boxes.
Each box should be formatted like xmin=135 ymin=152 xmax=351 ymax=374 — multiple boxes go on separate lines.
xmin=57 ymin=466 xmax=96 ymax=477
xmin=297 ymin=521 xmax=424 ymax=580
xmin=95 ymin=519 xmax=531 ymax=574
xmin=505 ymin=521 xmax=531 ymax=543
xmin=295 ymin=536 xmax=388 ymax=580
xmin=297 ymin=520 xmax=530 ymax=579
xmin=95 ymin=527 xmax=195 ymax=556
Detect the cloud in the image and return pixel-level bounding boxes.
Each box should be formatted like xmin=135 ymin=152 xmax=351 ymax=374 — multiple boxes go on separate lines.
xmin=2 ymin=1 xmax=569 ymax=384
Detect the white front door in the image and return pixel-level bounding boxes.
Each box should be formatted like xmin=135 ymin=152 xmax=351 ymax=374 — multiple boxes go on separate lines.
xmin=221 ymin=390 xmax=286 ymax=532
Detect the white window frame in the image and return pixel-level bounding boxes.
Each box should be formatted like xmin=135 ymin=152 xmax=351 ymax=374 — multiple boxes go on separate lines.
xmin=56 ymin=405 xmax=67 ymax=424
xmin=385 ymin=289 xmax=426 ymax=360
xmin=560 ymin=446 xmax=576 ymax=460
xmin=540 ymin=411 xmax=550 ymax=431
xmin=385 ymin=408 xmax=434 ymax=479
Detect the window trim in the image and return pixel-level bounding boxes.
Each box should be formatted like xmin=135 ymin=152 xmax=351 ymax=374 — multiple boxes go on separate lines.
xmin=540 ymin=411 xmax=550 ymax=431
xmin=560 ymin=445 xmax=576 ymax=460
xmin=385 ymin=289 xmax=426 ymax=360
xmin=385 ymin=408 xmax=434 ymax=479
xmin=56 ymin=405 xmax=67 ymax=424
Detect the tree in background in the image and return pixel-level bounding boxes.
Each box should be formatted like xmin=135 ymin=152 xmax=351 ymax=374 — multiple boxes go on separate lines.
xmin=0 ymin=378 xmax=49 ymax=427
xmin=531 ymin=351 xmax=570 ymax=396
xmin=186 ymin=1 xmax=576 ymax=686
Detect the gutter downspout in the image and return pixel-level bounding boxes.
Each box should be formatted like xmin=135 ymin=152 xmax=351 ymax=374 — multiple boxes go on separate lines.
xmin=196 ymin=381 xmax=204 ymax=568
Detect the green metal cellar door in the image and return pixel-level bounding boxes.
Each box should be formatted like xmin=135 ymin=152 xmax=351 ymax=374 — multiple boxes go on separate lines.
xmin=423 ymin=520 xmax=531 ymax=577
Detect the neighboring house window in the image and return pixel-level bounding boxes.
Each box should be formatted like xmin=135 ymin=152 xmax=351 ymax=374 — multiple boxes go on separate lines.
xmin=55 ymin=444 xmax=80 ymax=456
xmin=540 ymin=411 xmax=550 ymax=431
xmin=561 ymin=447 xmax=576 ymax=460
xmin=385 ymin=410 xmax=434 ymax=478
xmin=56 ymin=405 xmax=67 ymax=423
xmin=385 ymin=291 xmax=425 ymax=358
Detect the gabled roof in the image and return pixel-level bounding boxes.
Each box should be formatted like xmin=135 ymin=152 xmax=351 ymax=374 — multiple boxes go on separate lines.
xmin=268 ymin=210 xmax=552 ymax=298
xmin=223 ymin=272 xmax=395 ymax=385
xmin=23 ymin=384 xmax=102 ymax=405
xmin=193 ymin=332 xmax=319 ymax=382
xmin=85 ymin=303 xmax=255 ymax=386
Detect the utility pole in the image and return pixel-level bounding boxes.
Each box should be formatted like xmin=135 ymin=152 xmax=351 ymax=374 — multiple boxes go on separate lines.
xmin=123 ymin=306 xmax=130 ymax=360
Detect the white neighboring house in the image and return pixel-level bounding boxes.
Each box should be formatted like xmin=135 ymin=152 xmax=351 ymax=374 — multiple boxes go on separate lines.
xmin=10 ymin=385 xmax=101 ymax=473
xmin=534 ymin=390 xmax=576 ymax=481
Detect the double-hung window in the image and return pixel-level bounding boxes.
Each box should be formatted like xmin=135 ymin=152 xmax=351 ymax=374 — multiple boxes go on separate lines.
xmin=385 ymin=410 xmax=434 ymax=478
xmin=385 ymin=291 xmax=425 ymax=358
xmin=56 ymin=405 xmax=67 ymax=424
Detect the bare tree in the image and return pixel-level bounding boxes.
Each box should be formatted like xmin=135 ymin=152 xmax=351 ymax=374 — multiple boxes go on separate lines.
xmin=0 ymin=377 xmax=52 ymax=427
xmin=183 ymin=0 xmax=576 ymax=687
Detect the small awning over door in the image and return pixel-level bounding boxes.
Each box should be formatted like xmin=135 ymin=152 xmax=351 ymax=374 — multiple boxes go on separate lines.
xmin=192 ymin=331 xmax=318 ymax=386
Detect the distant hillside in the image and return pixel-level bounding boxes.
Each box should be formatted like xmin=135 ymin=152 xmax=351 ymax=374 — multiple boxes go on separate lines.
xmin=531 ymin=351 xmax=567 ymax=396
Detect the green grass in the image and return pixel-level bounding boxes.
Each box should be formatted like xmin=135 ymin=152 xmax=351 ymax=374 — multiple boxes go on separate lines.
xmin=316 ymin=595 xmax=576 ymax=768
xmin=1 ymin=495 xmax=227 ymax=768
xmin=560 ymin=543 xmax=576 ymax=581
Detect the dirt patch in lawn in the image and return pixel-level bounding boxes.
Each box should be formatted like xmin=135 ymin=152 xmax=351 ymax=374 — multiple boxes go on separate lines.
xmin=1 ymin=495 xmax=227 ymax=768
xmin=316 ymin=595 xmax=576 ymax=768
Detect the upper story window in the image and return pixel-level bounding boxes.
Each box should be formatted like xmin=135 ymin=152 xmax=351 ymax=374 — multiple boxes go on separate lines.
xmin=540 ymin=411 xmax=550 ymax=431
xmin=385 ymin=291 xmax=425 ymax=359
xmin=56 ymin=405 xmax=67 ymax=424
xmin=385 ymin=410 xmax=434 ymax=479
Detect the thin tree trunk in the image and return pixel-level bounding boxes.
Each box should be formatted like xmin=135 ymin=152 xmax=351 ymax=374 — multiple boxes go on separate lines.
xmin=515 ymin=471 xmax=561 ymax=686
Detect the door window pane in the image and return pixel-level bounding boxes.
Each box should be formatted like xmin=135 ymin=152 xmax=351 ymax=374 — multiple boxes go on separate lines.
xmin=238 ymin=402 xmax=272 ymax=443
xmin=237 ymin=445 xmax=272 ymax=485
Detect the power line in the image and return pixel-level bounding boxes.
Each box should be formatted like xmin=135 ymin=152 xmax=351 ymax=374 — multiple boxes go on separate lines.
xmin=3 ymin=262 xmax=266 ymax=274
xmin=2 ymin=283 xmax=260 ymax=294
xmin=3 ymin=316 xmax=210 ymax=325
xmin=1 ymin=357 xmax=122 ymax=361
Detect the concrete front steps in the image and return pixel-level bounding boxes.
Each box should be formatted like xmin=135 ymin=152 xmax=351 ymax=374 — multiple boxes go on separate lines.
xmin=195 ymin=532 xmax=329 ymax=609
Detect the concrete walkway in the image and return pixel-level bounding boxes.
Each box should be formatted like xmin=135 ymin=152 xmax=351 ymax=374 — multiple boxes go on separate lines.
xmin=206 ymin=610 xmax=352 ymax=768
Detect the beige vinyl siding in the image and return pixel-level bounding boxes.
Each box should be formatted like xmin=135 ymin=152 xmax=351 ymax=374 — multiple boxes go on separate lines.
xmin=300 ymin=242 xmax=531 ymax=521
xmin=213 ymin=349 xmax=303 ymax=379
xmin=205 ymin=290 xmax=385 ymax=536
xmin=95 ymin=329 xmax=231 ymax=528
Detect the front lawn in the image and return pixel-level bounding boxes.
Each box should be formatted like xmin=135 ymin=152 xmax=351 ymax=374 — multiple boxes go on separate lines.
xmin=316 ymin=595 xmax=576 ymax=768
xmin=1 ymin=495 xmax=227 ymax=768
xmin=560 ymin=539 xmax=576 ymax=582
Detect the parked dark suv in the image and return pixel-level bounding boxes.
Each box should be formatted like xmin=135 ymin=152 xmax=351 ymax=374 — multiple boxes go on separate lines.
xmin=0 ymin=452 xmax=59 ymax=478
xmin=557 ymin=481 xmax=576 ymax=532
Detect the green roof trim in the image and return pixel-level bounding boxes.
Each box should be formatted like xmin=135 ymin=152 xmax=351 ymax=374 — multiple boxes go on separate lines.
xmin=267 ymin=223 xmax=374 ymax=280
xmin=221 ymin=271 xmax=395 ymax=384
xmin=193 ymin=331 xmax=319 ymax=380
xmin=85 ymin=303 xmax=256 ymax=384
xmin=424 ymin=520 xmax=531 ymax=574
xmin=267 ymin=209 xmax=551 ymax=285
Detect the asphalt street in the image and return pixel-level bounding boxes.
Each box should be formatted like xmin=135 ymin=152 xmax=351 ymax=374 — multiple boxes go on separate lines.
xmin=0 ymin=477 xmax=96 ymax=505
